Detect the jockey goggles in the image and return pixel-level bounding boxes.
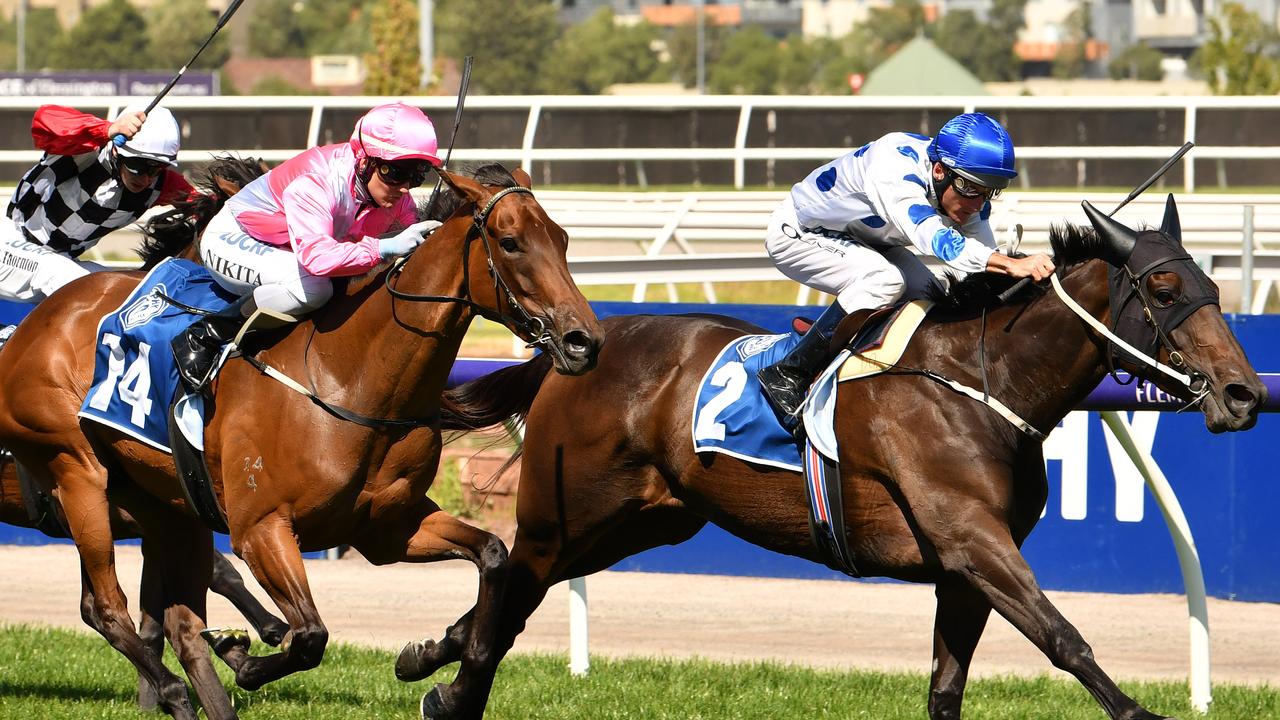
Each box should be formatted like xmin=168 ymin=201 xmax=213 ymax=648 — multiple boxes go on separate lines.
xmin=375 ymin=160 xmax=432 ymax=188
xmin=948 ymin=171 xmax=1001 ymax=201
xmin=118 ymin=155 xmax=167 ymax=178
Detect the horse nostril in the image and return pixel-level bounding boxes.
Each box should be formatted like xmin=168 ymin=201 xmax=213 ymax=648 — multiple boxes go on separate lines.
xmin=1224 ymin=383 xmax=1259 ymax=414
xmin=562 ymin=329 xmax=595 ymax=358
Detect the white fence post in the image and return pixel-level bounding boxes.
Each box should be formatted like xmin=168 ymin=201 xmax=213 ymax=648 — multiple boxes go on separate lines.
xmin=568 ymin=576 xmax=590 ymax=676
xmin=1099 ymin=411 xmax=1212 ymax=714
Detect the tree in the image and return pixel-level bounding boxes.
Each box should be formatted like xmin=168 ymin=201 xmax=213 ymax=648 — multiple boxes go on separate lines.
xmin=933 ymin=8 xmax=1022 ymax=81
xmin=1052 ymin=2 xmax=1092 ymax=79
xmin=248 ymin=0 xmax=310 ymax=57
xmin=46 ymin=0 xmax=151 ymax=70
xmin=298 ymin=0 xmax=373 ymax=56
xmin=708 ymin=26 xmax=779 ymax=94
xmin=363 ymin=0 xmax=420 ymax=95
xmin=435 ymin=0 xmax=559 ymax=94
xmin=1108 ymin=42 xmax=1164 ymax=81
xmin=1200 ymin=2 xmax=1280 ymax=95
xmin=148 ymin=0 xmax=230 ymax=70
xmin=540 ymin=8 xmax=662 ymax=94
xmin=664 ymin=17 xmax=732 ymax=89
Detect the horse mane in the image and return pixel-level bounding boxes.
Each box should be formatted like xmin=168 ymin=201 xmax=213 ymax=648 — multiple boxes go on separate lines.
xmin=137 ymin=154 xmax=270 ymax=270
xmin=926 ymin=223 xmax=1104 ymax=314
xmin=420 ymin=163 xmax=521 ymax=222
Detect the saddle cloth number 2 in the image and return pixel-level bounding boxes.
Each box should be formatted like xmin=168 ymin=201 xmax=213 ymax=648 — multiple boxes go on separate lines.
xmin=86 ymin=333 xmax=155 ymax=428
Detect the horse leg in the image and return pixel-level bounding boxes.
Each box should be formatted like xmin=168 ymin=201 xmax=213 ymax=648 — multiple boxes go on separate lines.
xmin=148 ymin=522 xmax=238 ymax=720
xmin=395 ymin=608 xmax=474 ymax=681
xmin=58 ymin=469 xmax=198 ymax=720
xmin=209 ymin=551 xmax=289 ymax=647
xmin=217 ymin=515 xmax=331 ymax=691
xmin=355 ymin=503 xmax=508 ymax=720
xmin=136 ymin=549 xmax=166 ymax=711
xmin=944 ymin=522 xmax=1171 ymax=720
xmin=927 ymin=578 xmax=993 ymax=720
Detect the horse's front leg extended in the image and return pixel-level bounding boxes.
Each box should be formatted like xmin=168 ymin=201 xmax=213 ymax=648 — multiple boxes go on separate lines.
xmin=944 ymin=517 xmax=1171 ymax=720
xmin=221 ymin=514 xmax=330 ymax=691
xmin=928 ymin=578 xmax=993 ymax=720
xmin=357 ymin=500 xmax=508 ymax=720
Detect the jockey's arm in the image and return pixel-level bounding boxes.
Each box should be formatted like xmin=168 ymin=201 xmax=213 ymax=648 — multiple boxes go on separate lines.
xmin=281 ymin=173 xmax=383 ymax=278
xmin=860 ymin=142 xmax=994 ymax=274
xmin=30 ymin=105 xmax=113 ymax=156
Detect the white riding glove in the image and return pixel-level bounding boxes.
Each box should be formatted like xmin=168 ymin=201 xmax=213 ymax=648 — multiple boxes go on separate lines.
xmin=377 ymin=220 xmax=442 ymax=259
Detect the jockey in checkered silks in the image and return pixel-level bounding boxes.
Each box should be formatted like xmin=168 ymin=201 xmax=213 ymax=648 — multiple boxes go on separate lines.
xmin=0 ymin=104 xmax=195 ymax=341
xmin=757 ymin=112 xmax=1058 ymax=426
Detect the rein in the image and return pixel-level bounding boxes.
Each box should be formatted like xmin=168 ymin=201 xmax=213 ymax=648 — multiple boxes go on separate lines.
xmin=384 ymin=185 xmax=571 ymax=367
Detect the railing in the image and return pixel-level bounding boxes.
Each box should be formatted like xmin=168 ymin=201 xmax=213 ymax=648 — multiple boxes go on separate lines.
xmin=4 ymin=95 xmax=1280 ymax=189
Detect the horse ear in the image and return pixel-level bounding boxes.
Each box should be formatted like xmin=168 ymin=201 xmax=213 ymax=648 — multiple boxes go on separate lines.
xmin=1082 ymin=199 xmax=1138 ymax=266
xmin=437 ymin=169 xmax=487 ymax=205
xmin=511 ymin=167 xmax=533 ymax=189
xmin=1160 ymin=193 xmax=1182 ymax=241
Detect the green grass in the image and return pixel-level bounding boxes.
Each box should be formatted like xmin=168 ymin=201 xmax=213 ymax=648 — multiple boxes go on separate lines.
xmin=1 ymin=625 xmax=1277 ymax=719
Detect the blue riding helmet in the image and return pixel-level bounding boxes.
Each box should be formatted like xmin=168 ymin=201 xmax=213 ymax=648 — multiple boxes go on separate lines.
xmin=927 ymin=113 xmax=1017 ymax=190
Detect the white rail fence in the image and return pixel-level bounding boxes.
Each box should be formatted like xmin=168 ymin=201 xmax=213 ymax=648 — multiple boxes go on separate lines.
xmin=2 ymin=95 xmax=1280 ymax=190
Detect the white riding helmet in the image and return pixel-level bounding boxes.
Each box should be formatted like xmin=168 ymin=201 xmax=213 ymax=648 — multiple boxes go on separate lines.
xmin=115 ymin=104 xmax=181 ymax=167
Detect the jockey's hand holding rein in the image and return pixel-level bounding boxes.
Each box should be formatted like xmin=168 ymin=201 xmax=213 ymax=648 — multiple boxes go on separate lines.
xmin=378 ymin=220 xmax=443 ymax=260
xmin=988 ymin=252 xmax=1056 ymax=281
xmin=107 ymin=110 xmax=146 ymax=142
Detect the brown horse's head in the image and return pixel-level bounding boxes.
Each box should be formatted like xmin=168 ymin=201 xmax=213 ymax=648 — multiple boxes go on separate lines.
xmin=1084 ymin=195 xmax=1265 ymax=432
xmin=433 ymin=165 xmax=603 ymax=375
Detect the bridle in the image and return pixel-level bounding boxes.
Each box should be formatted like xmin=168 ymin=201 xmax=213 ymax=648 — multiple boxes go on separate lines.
xmin=383 ymin=184 xmax=571 ymax=368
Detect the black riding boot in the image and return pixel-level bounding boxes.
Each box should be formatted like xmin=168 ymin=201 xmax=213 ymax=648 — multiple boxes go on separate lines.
xmin=757 ymin=300 xmax=849 ymax=421
xmin=172 ymin=295 xmax=255 ymax=391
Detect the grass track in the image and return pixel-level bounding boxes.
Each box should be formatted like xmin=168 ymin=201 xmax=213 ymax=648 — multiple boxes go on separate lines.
xmin=1 ymin=625 xmax=1277 ymax=719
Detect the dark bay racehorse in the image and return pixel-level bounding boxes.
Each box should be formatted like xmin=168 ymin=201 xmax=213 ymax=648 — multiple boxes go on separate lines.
xmin=405 ymin=197 xmax=1263 ymax=719
xmin=0 ymin=164 xmax=603 ymax=720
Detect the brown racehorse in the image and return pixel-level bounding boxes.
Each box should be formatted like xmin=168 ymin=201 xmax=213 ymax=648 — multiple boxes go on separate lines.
xmin=0 ymin=454 xmax=288 ymax=709
xmin=0 ymin=155 xmax=284 ymax=711
xmin=0 ymin=164 xmax=603 ymax=720
xmin=405 ymin=198 xmax=1264 ymax=720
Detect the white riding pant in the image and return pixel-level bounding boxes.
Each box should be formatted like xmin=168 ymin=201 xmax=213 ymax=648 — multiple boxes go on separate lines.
xmin=0 ymin=222 xmax=106 ymax=303
xmin=199 ymin=208 xmax=333 ymax=316
xmin=765 ymin=198 xmax=941 ymax=313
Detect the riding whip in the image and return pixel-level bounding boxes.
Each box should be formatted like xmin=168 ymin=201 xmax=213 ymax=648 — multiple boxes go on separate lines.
xmin=112 ymin=0 xmax=248 ymax=147
xmin=996 ymin=141 xmax=1195 ymax=303
xmin=424 ymin=55 xmax=474 ymax=220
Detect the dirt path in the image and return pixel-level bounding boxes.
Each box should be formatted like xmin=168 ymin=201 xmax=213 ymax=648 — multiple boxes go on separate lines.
xmin=1 ymin=544 xmax=1276 ymax=686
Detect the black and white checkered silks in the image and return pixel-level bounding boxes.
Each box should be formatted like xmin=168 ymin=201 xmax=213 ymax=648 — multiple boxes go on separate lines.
xmin=8 ymin=145 xmax=161 ymax=256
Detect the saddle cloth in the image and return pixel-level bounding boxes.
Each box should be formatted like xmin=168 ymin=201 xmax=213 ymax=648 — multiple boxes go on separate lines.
xmin=691 ymin=300 xmax=933 ymax=471
xmin=77 ymin=258 xmax=236 ymax=452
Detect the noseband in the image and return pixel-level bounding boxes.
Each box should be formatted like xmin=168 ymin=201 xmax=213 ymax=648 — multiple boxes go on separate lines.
xmin=1105 ymin=230 xmax=1218 ymax=407
xmin=385 ymin=185 xmax=570 ymax=365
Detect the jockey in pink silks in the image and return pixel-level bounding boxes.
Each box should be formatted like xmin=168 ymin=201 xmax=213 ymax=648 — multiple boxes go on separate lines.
xmin=172 ymin=102 xmax=442 ymax=390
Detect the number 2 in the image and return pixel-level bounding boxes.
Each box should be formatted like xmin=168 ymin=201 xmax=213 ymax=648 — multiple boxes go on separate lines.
xmin=694 ymin=361 xmax=747 ymax=442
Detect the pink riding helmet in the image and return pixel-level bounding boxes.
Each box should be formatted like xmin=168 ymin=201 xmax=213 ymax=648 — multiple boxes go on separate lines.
xmin=350 ymin=102 xmax=441 ymax=166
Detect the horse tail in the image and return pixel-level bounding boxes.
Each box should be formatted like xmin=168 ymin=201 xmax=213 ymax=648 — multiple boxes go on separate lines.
xmin=440 ymin=353 xmax=554 ymax=432
xmin=137 ymin=154 xmax=270 ymax=269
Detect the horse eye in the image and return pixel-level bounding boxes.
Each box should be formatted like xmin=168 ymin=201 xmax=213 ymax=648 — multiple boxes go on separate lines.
xmin=500 ymin=237 xmax=519 ymax=253
xmin=1154 ymin=288 xmax=1178 ymax=307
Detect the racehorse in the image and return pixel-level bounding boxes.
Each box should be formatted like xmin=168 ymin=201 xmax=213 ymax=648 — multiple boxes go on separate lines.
xmin=0 ymin=154 xmax=286 ymax=712
xmin=403 ymin=197 xmax=1264 ymax=719
xmin=0 ymin=453 xmax=288 ymax=709
xmin=0 ymin=163 xmax=603 ymax=720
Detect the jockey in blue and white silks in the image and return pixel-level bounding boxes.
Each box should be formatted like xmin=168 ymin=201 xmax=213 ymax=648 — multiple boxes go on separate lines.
xmin=758 ymin=112 xmax=1057 ymax=424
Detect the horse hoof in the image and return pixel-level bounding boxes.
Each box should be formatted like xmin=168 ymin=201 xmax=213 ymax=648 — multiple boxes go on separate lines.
xmin=420 ymin=684 xmax=451 ymax=720
xmin=201 ymin=627 xmax=251 ymax=656
xmin=397 ymin=639 xmax=453 ymax=681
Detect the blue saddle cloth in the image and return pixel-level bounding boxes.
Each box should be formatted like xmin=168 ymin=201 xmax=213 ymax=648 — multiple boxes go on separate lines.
xmin=691 ymin=331 xmax=804 ymax=472
xmin=77 ymin=258 xmax=237 ymax=452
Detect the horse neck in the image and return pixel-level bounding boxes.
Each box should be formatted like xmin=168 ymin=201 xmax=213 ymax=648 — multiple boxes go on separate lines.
xmin=929 ymin=261 xmax=1113 ymax=434
xmin=303 ymin=222 xmax=477 ymax=418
